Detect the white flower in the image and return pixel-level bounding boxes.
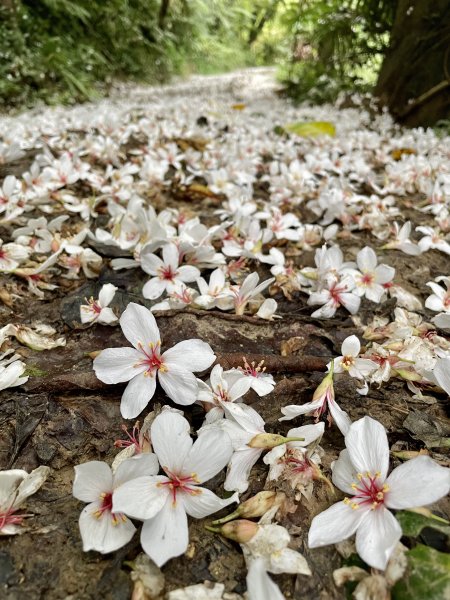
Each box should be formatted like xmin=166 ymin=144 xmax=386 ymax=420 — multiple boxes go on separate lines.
xmin=197 ymin=364 xmax=251 ymax=422
xmin=73 ymin=454 xmax=158 ymax=553
xmin=93 ymin=303 xmax=216 ymax=419
xmin=141 ymin=243 xmax=200 ymax=300
xmin=425 ymin=276 xmax=450 ymax=313
xmin=0 ymin=466 xmax=50 ymax=535
xmin=280 ymin=365 xmax=351 ymax=435
xmin=246 ymin=558 xmax=285 ymax=600
xmin=380 ymin=222 xmax=421 ymax=255
xmin=308 ymin=416 xmax=450 ymax=570
xmin=417 ymin=226 xmax=450 ymax=255
xmin=80 ymin=283 xmax=118 ymax=325
xmin=231 ymin=272 xmax=274 ymax=315
xmin=238 ymin=358 xmax=276 ymax=396
xmin=308 ymin=274 xmax=361 ymax=319
xmin=332 ymin=335 xmax=377 ymax=394
xmin=0 ymin=351 xmax=28 ymax=391
xmin=213 ymin=403 xmax=267 ymax=493
xmin=195 ymin=268 xmax=233 ymax=310
xmin=353 ymin=247 xmax=395 ymax=303
xmin=113 ymin=410 xmax=238 ymax=566
xmin=242 ymin=523 xmax=311 ymax=576
xmin=264 ymin=423 xmax=325 ymax=497
xmin=0 ymin=239 xmax=31 ymax=272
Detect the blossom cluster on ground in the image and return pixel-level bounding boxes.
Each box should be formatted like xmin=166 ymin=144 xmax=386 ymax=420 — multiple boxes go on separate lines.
xmin=0 ymin=72 xmax=450 ymax=598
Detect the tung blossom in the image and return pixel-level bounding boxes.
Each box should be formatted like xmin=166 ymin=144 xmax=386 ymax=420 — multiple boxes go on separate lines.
xmin=280 ymin=363 xmax=352 ymax=435
xmin=80 ymin=283 xmax=118 ymax=325
xmin=0 ymin=466 xmax=50 ymax=535
xmin=308 ymin=416 xmax=450 ymax=570
xmin=73 ymin=454 xmax=158 ymax=553
xmin=230 ymin=272 xmax=275 ymax=316
xmin=332 ymin=335 xmax=377 ymax=395
xmin=141 ymin=243 xmax=200 ymax=300
xmin=352 ymin=247 xmax=395 ymax=303
xmin=308 ymin=274 xmax=361 ymax=319
xmin=113 ymin=410 xmax=238 ymax=566
xmin=93 ymin=303 xmax=216 ymax=419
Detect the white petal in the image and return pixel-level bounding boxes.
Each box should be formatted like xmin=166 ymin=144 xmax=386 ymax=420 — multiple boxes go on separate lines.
xmin=246 ymin=559 xmax=285 ymax=600
xmin=308 ymin=501 xmax=369 ymax=547
xmin=120 ymin=372 xmax=157 ymax=419
xmin=0 ymin=470 xmax=26 ymax=510
xmin=340 ymin=292 xmax=361 ymax=315
xmin=182 ymin=486 xmax=238 ymax=519
xmin=431 ymin=357 xmax=450 ymax=395
xmin=140 ymin=252 xmax=163 ymax=276
xmin=158 ymin=367 xmax=198 ymax=405
xmin=79 ymin=501 xmax=136 ymax=553
xmin=14 ymin=466 xmax=50 ymax=506
xmin=162 ymin=339 xmax=216 ymax=372
xmin=357 ymin=247 xmax=377 ymax=272
xmin=375 ymin=264 xmax=395 ymax=284
xmin=113 ymin=453 xmax=160 ymax=488
xmin=98 ymin=307 xmax=118 ymax=324
xmin=228 ymin=376 xmax=252 ymax=401
xmin=250 ymin=376 xmax=275 ymax=396
xmin=119 ymin=303 xmax=160 ymax=348
xmin=269 ymin=547 xmax=311 ymax=576
xmin=385 ymin=456 xmax=450 ymax=509
xmin=328 ymin=398 xmax=352 ymax=436
xmin=73 ymin=461 xmax=113 ymax=503
xmin=162 ymin=243 xmax=179 ymax=269
xmin=287 ymin=422 xmax=325 ymax=447
xmin=341 ymin=335 xmax=360 ymax=357
xmin=279 ymin=399 xmax=323 ymax=421
xmin=332 ymin=449 xmax=358 ymax=495
xmin=177 ymin=265 xmax=201 ymax=282
xmin=355 ymin=507 xmax=401 ymax=570
xmin=345 ymin=416 xmax=389 ymax=480
xmin=151 ymin=410 xmax=192 ymax=473
xmin=182 ymin=428 xmax=232 ymax=483
xmin=142 ymin=277 xmax=167 ymax=300
xmin=98 ymin=283 xmax=117 ymax=307
xmin=140 ymin=495 xmax=189 ymax=567
xmin=112 ymin=475 xmax=169 ymax=520
xmin=94 ymin=347 xmax=143 ymax=384
xmin=224 ymin=448 xmax=261 ymax=493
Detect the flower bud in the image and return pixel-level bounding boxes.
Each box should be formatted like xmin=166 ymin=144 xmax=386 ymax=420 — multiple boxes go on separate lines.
xmin=219 ymin=519 xmax=259 ymax=543
xmin=212 ymin=491 xmax=277 ymax=525
xmin=247 ymin=433 xmax=305 ymax=449
xmin=312 ymin=362 xmax=335 ymax=403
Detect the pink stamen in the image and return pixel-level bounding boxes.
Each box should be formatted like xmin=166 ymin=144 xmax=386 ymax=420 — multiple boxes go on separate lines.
xmin=159 ymin=469 xmax=200 ymax=504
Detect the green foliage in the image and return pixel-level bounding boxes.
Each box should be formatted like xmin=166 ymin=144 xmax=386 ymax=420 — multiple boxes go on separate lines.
xmin=392 ymin=544 xmax=450 ymax=600
xmin=396 ymin=510 xmax=450 ymax=538
xmin=0 ymin=0 xmax=284 ymax=108
xmin=278 ymin=0 xmax=398 ymax=103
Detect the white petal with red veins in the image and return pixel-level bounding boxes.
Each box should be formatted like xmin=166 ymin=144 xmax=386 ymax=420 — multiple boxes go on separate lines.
xmin=355 ymin=507 xmax=402 ymax=570
xmin=120 ymin=372 xmax=157 ymax=419
xmin=385 ymin=455 xmax=450 ymax=509
xmin=140 ymin=495 xmax=189 ymax=567
xmin=162 ymin=339 xmax=216 ymax=372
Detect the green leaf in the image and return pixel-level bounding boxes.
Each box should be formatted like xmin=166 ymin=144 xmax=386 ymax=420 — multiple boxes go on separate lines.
xmin=283 ymin=121 xmax=336 ymax=137
xmin=396 ymin=510 xmax=450 ymax=538
xmin=393 ymin=545 xmax=450 ymax=600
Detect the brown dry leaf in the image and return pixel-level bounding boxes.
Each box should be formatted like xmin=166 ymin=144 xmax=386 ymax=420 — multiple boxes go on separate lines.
xmin=281 ymin=336 xmax=308 ymax=356
xmin=0 ymin=287 xmax=13 ymax=307
xmin=390 ymin=147 xmax=417 ymax=160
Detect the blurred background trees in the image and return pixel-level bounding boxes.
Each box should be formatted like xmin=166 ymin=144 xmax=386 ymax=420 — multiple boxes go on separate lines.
xmin=1 ymin=0 xmax=449 ymax=126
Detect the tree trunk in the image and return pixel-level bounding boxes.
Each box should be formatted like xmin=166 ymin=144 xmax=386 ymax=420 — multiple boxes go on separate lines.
xmin=375 ymin=0 xmax=450 ymax=127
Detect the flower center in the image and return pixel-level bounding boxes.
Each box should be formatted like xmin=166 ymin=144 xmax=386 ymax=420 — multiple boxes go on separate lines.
xmin=240 ymin=357 xmax=266 ymax=378
xmin=345 ymin=471 xmax=389 ymax=510
xmin=341 ymin=355 xmax=354 ymax=370
xmin=158 ymin=265 xmax=177 ymax=281
xmin=136 ymin=341 xmax=167 ymax=375
xmin=0 ymin=507 xmax=24 ymax=531
xmin=361 ymin=273 xmax=374 ymax=286
xmin=94 ymin=492 xmax=126 ymax=525
xmin=114 ymin=423 xmax=143 ymax=452
xmin=159 ymin=469 xmax=201 ymax=505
